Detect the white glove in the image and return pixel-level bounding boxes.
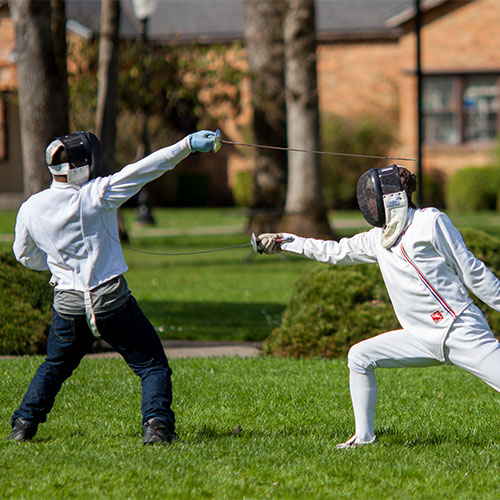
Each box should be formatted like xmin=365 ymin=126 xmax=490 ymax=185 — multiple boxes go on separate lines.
xmin=257 ymin=233 xmax=283 ymax=255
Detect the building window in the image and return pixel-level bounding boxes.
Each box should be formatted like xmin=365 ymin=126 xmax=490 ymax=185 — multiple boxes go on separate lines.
xmin=423 ymin=74 xmax=500 ymax=145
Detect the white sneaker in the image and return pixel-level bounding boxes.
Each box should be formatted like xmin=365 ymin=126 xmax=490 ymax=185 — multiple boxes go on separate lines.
xmin=336 ymin=435 xmax=378 ymax=449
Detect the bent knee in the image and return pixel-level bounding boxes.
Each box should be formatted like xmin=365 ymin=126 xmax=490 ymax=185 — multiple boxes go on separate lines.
xmin=347 ymin=341 xmax=376 ymax=373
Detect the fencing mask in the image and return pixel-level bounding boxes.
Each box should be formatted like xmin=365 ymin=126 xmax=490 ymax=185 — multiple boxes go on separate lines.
xmin=356 ymin=165 xmax=408 ymax=248
xmin=46 ymin=132 xmax=103 ymax=187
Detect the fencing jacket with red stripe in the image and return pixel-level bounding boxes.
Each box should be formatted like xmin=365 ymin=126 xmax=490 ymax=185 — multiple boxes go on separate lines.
xmin=281 ymin=208 xmax=500 ymax=361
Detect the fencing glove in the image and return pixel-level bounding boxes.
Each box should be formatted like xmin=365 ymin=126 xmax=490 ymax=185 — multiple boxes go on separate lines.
xmin=189 ymin=130 xmax=218 ymax=153
xmin=257 ymin=233 xmax=283 ymax=255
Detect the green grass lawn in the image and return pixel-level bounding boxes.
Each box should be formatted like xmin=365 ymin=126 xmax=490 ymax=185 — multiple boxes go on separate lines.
xmin=1 ymin=357 xmax=500 ymax=499
xmin=2 ymin=208 xmax=500 ymax=498
xmin=122 ymin=234 xmax=310 ymax=341
xmin=2 ymin=207 xmax=500 ymax=341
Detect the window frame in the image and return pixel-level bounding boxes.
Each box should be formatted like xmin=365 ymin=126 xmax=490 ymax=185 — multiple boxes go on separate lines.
xmin=422 ymin=71 xmax=500 ymax=147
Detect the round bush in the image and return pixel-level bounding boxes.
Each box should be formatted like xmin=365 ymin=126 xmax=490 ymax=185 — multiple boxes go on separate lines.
xmin=0 ymin=251 xmax=52 ymax=354
xmin=444 ymin=166 xmax=500 ymax=212
xmin=264 ymin=228 xmax=500 ymax=358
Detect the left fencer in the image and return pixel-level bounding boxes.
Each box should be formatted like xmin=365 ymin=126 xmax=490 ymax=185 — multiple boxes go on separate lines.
xmin=257 ymin=165 xmax=500 ymax=448
xmin=8 ymin=130 xmax=218 ymax=444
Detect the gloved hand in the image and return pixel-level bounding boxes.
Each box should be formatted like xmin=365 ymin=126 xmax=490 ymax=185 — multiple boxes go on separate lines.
xmin=257 ymin=233 xmax=283 ymax=255
xmin=189 ymin=130 xmax=217 ymax=153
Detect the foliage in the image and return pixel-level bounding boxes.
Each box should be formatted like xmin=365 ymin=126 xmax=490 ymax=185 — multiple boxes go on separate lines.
xmin=67 ymin=39 xmax=244 ymax=168
xmin=320 ymin=113 xmax=397 ymax=209
xmin=264 ymin=228 xmax=500 ymax=358
xmin=415 ymin=169 xmax=446 ymax=208
xmin=264 ymin=263 xmax=398 ymax=358
xmin=0 ymin=251 xmax=52 ymax=354
xmin=444 ymin=166 xmax=500 ymax=212
xmin=232 ymin=169 xmax=252 ymax=207
xmin=2 ymin=357 xmax=500 ymax=498
xmin=460 ymin=228 xmax=500 ymax=333
xmin=117 ymin=42 xmax=243 ymax=131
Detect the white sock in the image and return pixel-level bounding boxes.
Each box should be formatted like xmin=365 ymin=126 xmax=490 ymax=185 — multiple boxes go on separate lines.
xmin=349 ymin=369 xmax=377 ymax=441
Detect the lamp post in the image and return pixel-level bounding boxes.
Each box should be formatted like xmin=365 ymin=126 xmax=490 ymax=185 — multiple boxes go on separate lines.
xmin=415 ymin=0 xmax=423 ymax=207
xmin=132 ymin=0 xmax=158 ymax=224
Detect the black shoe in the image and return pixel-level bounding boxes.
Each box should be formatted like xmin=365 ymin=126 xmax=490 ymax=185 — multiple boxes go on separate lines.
xmin=142 ymin=418 xmax=179 ymax=445
xmin=7 ymin=418 xmax=38 ymax=442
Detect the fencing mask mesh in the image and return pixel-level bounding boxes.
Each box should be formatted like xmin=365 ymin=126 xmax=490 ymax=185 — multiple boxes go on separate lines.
xmin=357 ymin=165 xmax=409 ymax=248
xmin=357 ymin=168 xmax=385 ymax=227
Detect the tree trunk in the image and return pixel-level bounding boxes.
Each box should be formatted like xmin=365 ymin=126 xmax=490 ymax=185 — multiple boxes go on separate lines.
xmin=96 ymin=0 xmax=120 ymax=176
xmin=95 ymin=0 xmax=129 ymax=242
xmin=243 ymin=0 xmax=288 ymax=234
xmin=10 ymin=0 xmax=69 ymax=197
xmin=280 ymin=0 xmax=332 ymax=238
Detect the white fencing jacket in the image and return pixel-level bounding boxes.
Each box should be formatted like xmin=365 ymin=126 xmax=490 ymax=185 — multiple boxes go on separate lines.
xmin=13 ymin=137 xmax=191 ymax=292
xmin=281 ymin=208 xmax=500 ymax=360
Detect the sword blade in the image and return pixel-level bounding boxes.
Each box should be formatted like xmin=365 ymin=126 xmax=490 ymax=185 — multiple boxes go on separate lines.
xmin=220 ymin=139 xmax=416 ymax=162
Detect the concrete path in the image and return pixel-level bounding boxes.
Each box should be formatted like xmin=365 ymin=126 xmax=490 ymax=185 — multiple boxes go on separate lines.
xmin=87 ymin=339 xmax=262 ymax=359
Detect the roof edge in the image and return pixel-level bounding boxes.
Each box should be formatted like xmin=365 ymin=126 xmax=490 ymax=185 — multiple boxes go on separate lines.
xmin=385 ymin=0 xmax=449 ymax=28
xmin=317 ymin=29 xmax=402 ymax=43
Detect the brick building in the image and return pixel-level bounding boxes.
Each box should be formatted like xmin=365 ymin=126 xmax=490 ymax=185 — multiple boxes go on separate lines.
xmin=1 ymin=0 xmax=499 ymax=208
xmin=395 ymin=0 xmax=500 ymax=174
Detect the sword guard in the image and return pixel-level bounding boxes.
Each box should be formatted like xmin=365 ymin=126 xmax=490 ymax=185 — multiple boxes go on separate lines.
xmin=213 ymin=129 xmax=222 ymax=152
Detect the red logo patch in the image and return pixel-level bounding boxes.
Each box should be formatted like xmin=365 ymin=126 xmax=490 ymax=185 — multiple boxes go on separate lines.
xmin=431 ymin=310 xmax=444 ymax=324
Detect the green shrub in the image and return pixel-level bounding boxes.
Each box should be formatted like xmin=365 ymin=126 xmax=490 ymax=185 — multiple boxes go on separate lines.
xmin=460 ymin=228 xmax=500 ymax=334
xmin=232 ymin=169 xmax=252 ymax=207
xmin=0 ymin=251 xmax=52 ymax=355
xmin=415 ymin=170 xmax=446 ymax=208
xmin=264 ymin=228 xmax=500 ymax=358
xmin=321 ymin=113 xmax=397 ymax=209
xmin=444 ymin=166 xmax=500 ymax=212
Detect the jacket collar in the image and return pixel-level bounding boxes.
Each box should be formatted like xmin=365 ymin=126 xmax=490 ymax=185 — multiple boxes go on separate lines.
xmin=50 ymin=180 xmax=81 ymax=191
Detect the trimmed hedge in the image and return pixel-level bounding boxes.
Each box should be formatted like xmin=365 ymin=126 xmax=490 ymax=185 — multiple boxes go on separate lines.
xmin=444 ymin=166 xmax=500 ymax=212
xmin=264 ymin=228 xmax=500 ymax=358
xmin=0 ymin=251 xmax=52 ymax=355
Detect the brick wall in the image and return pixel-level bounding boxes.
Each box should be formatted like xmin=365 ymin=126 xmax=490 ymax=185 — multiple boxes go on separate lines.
xmin=0 ymin=10 xmax=16 ymax=91
xmin=317 ymin=39 xmax=402 ymax=122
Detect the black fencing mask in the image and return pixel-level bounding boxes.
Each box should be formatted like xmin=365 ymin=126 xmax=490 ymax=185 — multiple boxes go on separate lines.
xmin=46 ymin=131 xmax=103 ymax=186
xmin=356 ymin=165 xmax=408 ymax=247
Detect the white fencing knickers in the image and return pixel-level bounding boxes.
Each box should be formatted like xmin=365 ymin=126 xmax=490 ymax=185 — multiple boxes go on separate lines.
xmin=346 ymin=304 xmax=500 ymax=441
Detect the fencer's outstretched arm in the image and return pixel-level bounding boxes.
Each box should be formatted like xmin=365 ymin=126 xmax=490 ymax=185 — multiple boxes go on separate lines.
xmin=258 ymin=231 xmax=378 ymax=265
xmin=94 ymin=131 xmax=217 ymax=210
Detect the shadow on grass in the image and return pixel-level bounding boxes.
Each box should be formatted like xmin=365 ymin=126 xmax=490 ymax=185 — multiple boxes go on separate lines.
xmin=190 ymin=424 xmax=324 ymax=443
xmin=139 ymin=300 xmax=286 ymax=342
